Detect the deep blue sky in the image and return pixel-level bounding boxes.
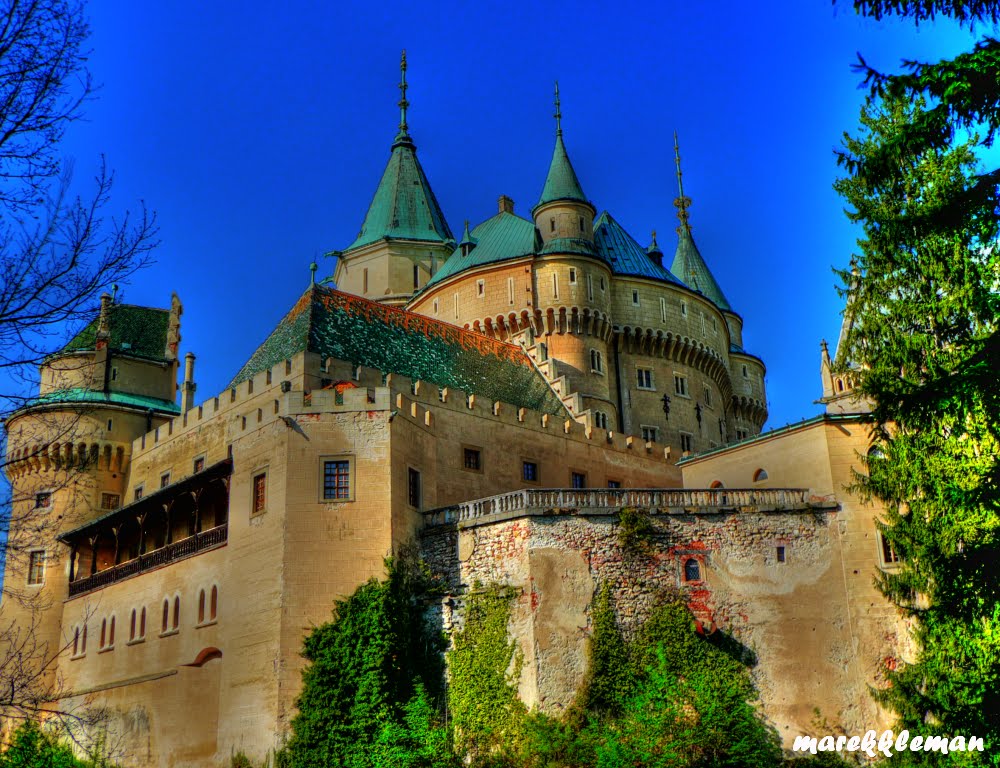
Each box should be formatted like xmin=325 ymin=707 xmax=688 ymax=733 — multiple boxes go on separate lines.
xmin=56 ymin=1 xmax=983 ymax=430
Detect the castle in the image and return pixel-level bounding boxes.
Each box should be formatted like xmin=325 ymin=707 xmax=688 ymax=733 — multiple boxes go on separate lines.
xmin=1 ymin=58 xmax=906 ymax=767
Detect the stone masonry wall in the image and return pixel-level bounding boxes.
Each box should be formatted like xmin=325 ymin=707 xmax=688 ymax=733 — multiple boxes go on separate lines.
xmin=422 ymin=505 xmax=879 ymax=745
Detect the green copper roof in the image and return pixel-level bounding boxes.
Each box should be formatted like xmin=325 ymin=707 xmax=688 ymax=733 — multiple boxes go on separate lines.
xmin=423 ymin=212 xmax=537 ymax=290
xmin=230 ymin=285 xmax=567 ymax=415
xmin=60 ymin=304 xmax=171 ymax=361
xmin=671 ymin=228 xmax=732 ymax=312
xmin=24 ymin=388 xmax=179 ymax=414
xmin=346 ymin=134 xmax=454 ymax=251
xmin=536 ymin=134 xmax=589 ymax=209
xmin=594 ymin=212 xmax=687 ymax=286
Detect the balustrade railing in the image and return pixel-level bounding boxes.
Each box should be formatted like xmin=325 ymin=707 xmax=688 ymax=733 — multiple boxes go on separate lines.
xmin=422 ymin=488 xmax=815 ymax=527
xmin=68 ymin=523 xmax=228 ymax=597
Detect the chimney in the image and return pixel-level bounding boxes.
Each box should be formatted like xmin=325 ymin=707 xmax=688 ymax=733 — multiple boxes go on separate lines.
xmin=181 ymin=352 xmax=197 ymax=413
xmin=498 ymin=195 xmax=515 ymax=215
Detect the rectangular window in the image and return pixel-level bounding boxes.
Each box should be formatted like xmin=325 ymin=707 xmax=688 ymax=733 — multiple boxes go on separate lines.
xmin=363 ymin=268 xmax=368 ymax=294
xmin=408 ymin=468 xmax=421 ymax=509
xmin=34 ymin=492 xmax=51 ymax=508
xmin=712 ymin=316 xmax=718 ymax=333
xmin=193 ymin=456 xmax=205 ymax=473
xmin=463 ymin=447 xmax=482 ymax=472
xmin=552 ymin=273 xmax=559 ymax=299
xmin=477 ymin=279 xmax=485 ymax=297
xmin=704 ymin=386 xmax=712 ymax=407
xmin=587 ymin=273 xmax=593 ymax=301
xmin=590 ymin=349 xmax=603 ymax=374
xmin=100 ymin=493 xmax=120 ymax=511
xmin=660 ymin=297 xmax=667 ymax=323
xmin=636 ymin=368 xmax=653 ymax=390
xmin=454 ymin=294 xmax=459 ymax=319
xmin=571 ymin=472 xmax=587 ymax=489
xmin=569 ymin=268 xmax=577 ymax=284
xmin=27 ymin=551 xmax=45 ymax=586
xmin=134 ymin=486 xmax=143 ymax=501
xmin=522 ymin=461 xmax=539 ymax=483
xmin=433 ymin=299 xmax=439 ymax=315
xmin=681 ymin=301 xmax=687 ymax=317
xmin=742 ymin=364 xmax=749 ymax=378
xmin=680 ymin=432 xmax=693 ymax=452
xmin=607 ymin=480 xmax=622 ymax=489
xmin=701 ymin=313 xmax=707 ymax=334
xmin=413 ymin=264 xmax=420 ymax=289
xmin=507 ymin=277 xmax=515 ymax=305
xmin=632 ymin=289 xmax=640 ymax=306
xmin=641 ymin=425 xmax=658 ymax=442
xmin=252 ymin=472 xmax=267 ymax=515
xmin=776 ymin=546 xmax=786 ymax=563
xmin=674 ymin=374 xmax=689 ymax=397
xmin=160 ymin=473 xmax=171 ymax=489
xmin=323 ymin=460 xmax=351 ymax=500
xmin=880 ymin=533 xmax=901 ymax=565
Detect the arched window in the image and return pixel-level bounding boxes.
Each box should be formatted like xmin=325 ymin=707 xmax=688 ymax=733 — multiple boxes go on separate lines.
xmin=684 ymin=558 xmax=701 ymax=581
xmin=130 ymin=609 xmax=136 ymax=641
xmin=210 ymin=586 xmax=218 ymax=621
xmin=109 ymin=616 xmax=115 ymax=647
xmin=753 ymin=468 xmax=768 ymax=483
xmin=140 ymin=608 xmax=146 ymax=639
xmin=198 ymin=590 xmax=206 ymax=624
xmin=73 ymin=627 xmax=80 ymax=656
xmin=162 ymin=600 xmax=169 ymax=632
xmin=837 ymin=378 xmax=844 ymax=392
xmin=100 ymin=619 xmax=107 ymax=649
xmin=173 ymin=596 xmax=180 ymax=630
xmin=81 ymin=625 xmax=87 ymax=654
xmin=710 ymin=480 xmax=724 ymax=489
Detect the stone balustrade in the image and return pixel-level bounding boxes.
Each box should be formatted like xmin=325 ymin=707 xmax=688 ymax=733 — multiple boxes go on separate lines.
xmin=422 ymin=487 xmax=829 ymax=528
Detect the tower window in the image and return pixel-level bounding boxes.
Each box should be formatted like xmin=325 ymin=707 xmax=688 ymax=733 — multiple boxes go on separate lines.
xmin=477 ymin=280 xmax=485 ymax=297
xmin=579 ymin=216 xmax=584 ymax=231
xmin=660 ymin=297 xmax=667 ymax=323
xmin=590 ymin=349 xmax=603 ymax=374
xmin=413 ymin=264 xmax=419 ymax=289
xmin=507 ymin=277 xmax=515 ymax=304
xmin=569 ymin=268 xmax=577 ymax=284
xmin=681 ymin=302 xmax=687 ymax=317
xmin=594 ymin=411 xmax=608 ymax=429
xmin=454 ymin=293 xmax=459 ymax=319
xmin=587 ymin=273 xmax=593 ymax=301
xmin=550 ymin=218 xmax=555 ymax=232
xmin=673 ymin=374 xmax=688 ymax=397
xmin=173 ymin=596 xmax=180 ymax=631
xmin=408 ymin=468 xmax=421 ymax=509
xmin=742 ymin=364 xmax=749 ymax=378
xmin=632 ymin=289 xmax=640 ymax=306
xmin=703 ymin=387 xmax=712 ymax=407
xmin=252 ymin=472 xmax=267 ymax=515
xmin=210 ymin=586 xmax=218 ymax=620
xmin=27 ymin=551 xmax=46 ymax=585
xmin=552 ymin=273 xmax=559 ymax=299
xmin=323 ymin=460 xmax=352 ymax=499
xmin=107 ymin=419 xmax=113 ymax=431
xmin=111 ymin=367 xmax=118 ymax=381
xmin=363 ymin=268 xmax=368 ymax=294
xmin=433 ymin=299 xmax=439 ymax=315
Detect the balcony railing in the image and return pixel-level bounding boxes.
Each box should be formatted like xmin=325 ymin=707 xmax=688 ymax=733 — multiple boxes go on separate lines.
xmin=68 ymin=523 xmax=228 ymax=597
xmin=422 ymin=488 xmax=826 ymax=528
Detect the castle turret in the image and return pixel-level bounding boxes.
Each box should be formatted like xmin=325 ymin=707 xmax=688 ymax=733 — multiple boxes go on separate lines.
xmin=332 ymin=51 xmax=455 ymax=306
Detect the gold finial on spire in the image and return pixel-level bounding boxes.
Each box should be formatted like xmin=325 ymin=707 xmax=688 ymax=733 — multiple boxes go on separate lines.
xmin=673 ymin=131 xmax=692 ymax=235
xmin=398 ymin=49 xmax=409 ymax=136
xmin=554 ymin=81 xmax=562 ymax=136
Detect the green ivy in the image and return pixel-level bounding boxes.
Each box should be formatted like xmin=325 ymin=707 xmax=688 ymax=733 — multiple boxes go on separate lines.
xmin=0 ymin=721 xmax=109 ymax=768
xmin=615 ymin=507 xmax=655 ymax=555
xmin=447 ymin=583 xmax=526 ymax=763
xmin=574 ymin=584 xmax=634 ymax=717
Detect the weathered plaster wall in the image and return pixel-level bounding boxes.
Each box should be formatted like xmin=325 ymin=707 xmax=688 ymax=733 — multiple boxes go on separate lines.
xmin=422 ymin=505 xmax=889 ymax=744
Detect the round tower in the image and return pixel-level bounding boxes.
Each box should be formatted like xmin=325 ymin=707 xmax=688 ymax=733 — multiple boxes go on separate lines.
xmin=529 ymin=84 xmax=615 ymax=428
xmin=1 ymin=293 xmax=182 ymax=688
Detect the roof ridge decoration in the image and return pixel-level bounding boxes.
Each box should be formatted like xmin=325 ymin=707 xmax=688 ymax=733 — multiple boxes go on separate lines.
xmin=345 ymin=52 xmax=454 ymax=252
xmin=668 ymin=132 xmax=733 ymax=312
xmin=535 ymin=82 xmax=590 ymax=210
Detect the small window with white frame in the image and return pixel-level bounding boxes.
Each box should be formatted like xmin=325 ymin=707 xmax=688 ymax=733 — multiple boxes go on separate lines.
xmin=321 ymin=457 xmax=354 ymax=501
xmin=587 ymin=273 xmax=593 ymax=300
xmin=703 ymin=386 xmax=712 ymax=408
xmin=660 ymin=297 xmax=667 ymax=323
xmin=640 ymin=425 xmax=658 ymax=443
xmin=508 ymin=277 xmax=515 ymax=305
xmin=477 ymin=279 xmax=485 ymax=297
xmin=636 ymin=368 xmax=654 ymax=390
xmin=569 ymin=268 xmax=577 ymax=284
xmin=631 ymin=289 xmax=640 ymax=306
xmin=680 ymin=432 xmax=694 ymax=453
xmin=590 ymin=349 xmax=604 ymax=374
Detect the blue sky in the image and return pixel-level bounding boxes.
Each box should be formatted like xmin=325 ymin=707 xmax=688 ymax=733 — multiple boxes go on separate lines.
xmin=53 ymin=1 xmax=984 ymax=430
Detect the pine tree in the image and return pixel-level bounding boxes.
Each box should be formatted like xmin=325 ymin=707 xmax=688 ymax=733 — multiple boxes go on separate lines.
xmin=836 ymin=2 xmax=1000 ymax=757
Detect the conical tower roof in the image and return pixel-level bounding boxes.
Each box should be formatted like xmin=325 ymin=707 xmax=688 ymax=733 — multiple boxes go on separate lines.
xmin=535 ymin=83 xmax=589 ymax=209
xmin=668 ymin=132 xmax=732 ymax=312
xmin=345 ymin=52 xmax=454 ymax=251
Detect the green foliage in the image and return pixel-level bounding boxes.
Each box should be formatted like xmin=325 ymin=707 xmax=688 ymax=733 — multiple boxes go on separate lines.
xmin=447 ymin=583 xmax=526 ymax=762
xmin=575 ymin=584 xmax=634 ymax=717
xmin=836 ymin=4 xmax=1000 ymax=759
xmin=615 ymin=507 xmax=655 ymax=555
xmin=371 ymin=683 xmax=461 ymax=768
xmin=0 ymin=721 xmax=98 ymax=768
xmin=282 ymin=551 xmax=447 ymax=768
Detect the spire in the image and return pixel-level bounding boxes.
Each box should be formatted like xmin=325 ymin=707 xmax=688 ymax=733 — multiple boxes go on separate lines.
xmin=535 ymin=82 xmax=589 ymax=209
xmin=673 ymin=132 xmax=692 ymax=236
xmin=554 ymin=81 xmax=562 ymax=137
xmin=396 ymin=49 xmax=410 ymax=144
xmin=669 ymin=132 xmax=732 ymax=311
xmin=345 ymin=52 xmax=454 ymax=252
xmin=459 ymin=220 xmax=477 ymax=256
xmin=646 ymin=229 xmax=663 ymax=267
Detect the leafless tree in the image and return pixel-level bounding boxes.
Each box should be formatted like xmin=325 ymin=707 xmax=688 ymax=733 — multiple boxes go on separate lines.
xmin=0 ymin=0 xmax=158 ymax=751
